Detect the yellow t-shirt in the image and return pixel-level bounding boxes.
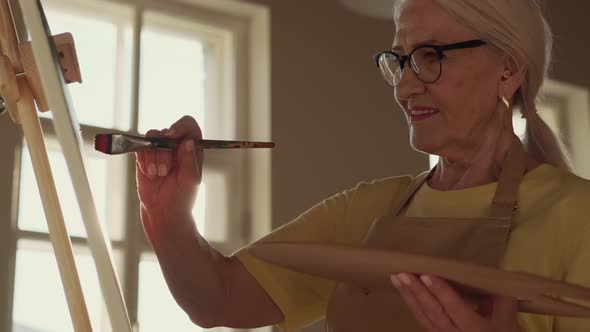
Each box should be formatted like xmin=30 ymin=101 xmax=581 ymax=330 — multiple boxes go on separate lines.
xmin=234 ymin=164 xmax=590 ymax=331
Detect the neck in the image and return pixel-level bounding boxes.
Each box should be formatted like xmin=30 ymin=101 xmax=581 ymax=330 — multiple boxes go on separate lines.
xmin=428 ymin=133 xmax=541 ymax=191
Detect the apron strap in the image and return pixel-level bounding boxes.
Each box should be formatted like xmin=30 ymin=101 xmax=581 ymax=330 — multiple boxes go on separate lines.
xmin=390 ymin=135 xmax=526 ymax=219
xmin=490 ymin=136 xmax=527 ymax=219
xmin=390 ymin=169 xmax=433 ymax=216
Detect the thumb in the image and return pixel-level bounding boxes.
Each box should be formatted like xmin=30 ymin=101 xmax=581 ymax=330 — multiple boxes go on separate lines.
xmin=491 ymin=294 xmax=519 ymax=320
xmin=176 ymin=139 xmax=202 ymax=186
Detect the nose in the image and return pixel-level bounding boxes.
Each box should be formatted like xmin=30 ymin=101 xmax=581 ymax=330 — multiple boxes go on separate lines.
xmin=394 ymin=65 xmax=426 ymax=102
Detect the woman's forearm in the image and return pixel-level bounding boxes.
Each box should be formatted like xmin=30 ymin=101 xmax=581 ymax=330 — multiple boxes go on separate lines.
xmin=143 ymin=207 xmax=230 ymax=328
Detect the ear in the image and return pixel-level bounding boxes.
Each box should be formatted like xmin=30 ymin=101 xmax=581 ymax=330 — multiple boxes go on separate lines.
xmin=498 ymin=57 xmax=527 ymax=101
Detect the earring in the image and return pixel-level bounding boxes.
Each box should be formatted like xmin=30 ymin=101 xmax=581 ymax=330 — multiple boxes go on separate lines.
xmin=500 ymin=96 xmax=510 ymax=110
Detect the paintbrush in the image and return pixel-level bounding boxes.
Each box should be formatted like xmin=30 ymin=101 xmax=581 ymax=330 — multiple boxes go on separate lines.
xmin=94 ymin=133 xmax=275 ymax=155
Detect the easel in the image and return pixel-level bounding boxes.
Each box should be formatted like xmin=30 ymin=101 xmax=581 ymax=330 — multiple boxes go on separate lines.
xmin=0 ymin=1 xmax=131 ymax=331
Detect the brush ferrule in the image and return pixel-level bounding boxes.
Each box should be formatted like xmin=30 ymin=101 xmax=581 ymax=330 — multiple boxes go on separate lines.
xmin=111 ymin=135 xmax=153 ymax=154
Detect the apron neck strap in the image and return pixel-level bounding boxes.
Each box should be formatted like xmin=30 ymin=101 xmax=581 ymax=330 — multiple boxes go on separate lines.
xmin=490 ymin=136 xmax=526 ymax=219
xmin=391 ymin=170 xmax=431 ymax=216
xmin=391 ymin=136 xmax=527 ymax=219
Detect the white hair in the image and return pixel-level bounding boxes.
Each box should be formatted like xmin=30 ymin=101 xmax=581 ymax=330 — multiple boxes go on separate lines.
xmin=394 ymin=0 xmax=574 ymax=171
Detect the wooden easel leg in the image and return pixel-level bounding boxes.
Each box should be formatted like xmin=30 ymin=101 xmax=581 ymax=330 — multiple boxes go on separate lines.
xmin=17 ymin=78 xmax=92 ymax=332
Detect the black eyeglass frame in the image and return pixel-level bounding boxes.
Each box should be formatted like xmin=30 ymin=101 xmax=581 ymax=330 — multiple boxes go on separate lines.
xmin=374 ymin=39 xmax=487 ymax=85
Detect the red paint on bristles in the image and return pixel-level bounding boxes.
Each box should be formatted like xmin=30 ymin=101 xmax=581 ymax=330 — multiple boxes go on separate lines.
xmin=94 ymin=134 xmax=112 ymax=154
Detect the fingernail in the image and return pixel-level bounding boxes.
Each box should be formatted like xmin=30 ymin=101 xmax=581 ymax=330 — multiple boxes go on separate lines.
xmin=185 ymin=140 xmax=194 ymax=152
xmin=420 ymin=275 xmax=433 ymax=287
xmin=165 ymin=129 xmax=175 ymax=136
xmin=148 ymin=164 xmax=157 ymax=177
xmin=398 ymin=273 xmax=411 ymax=286
xmin=158 ymin=164 xmax=168 ymax=177
xmin=390 ymin=275 xmax=401 ymax=288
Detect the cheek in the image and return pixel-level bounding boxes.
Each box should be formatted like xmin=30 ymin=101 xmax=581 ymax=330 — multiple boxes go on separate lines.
xmin=430 ymin=63 xmax=498 ymax=125
xmin=460 ymin=59 xmax=500 ymax=101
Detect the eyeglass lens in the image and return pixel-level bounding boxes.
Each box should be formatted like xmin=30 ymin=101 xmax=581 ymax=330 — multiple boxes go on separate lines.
xmin=379 ymin=47 xmax=442 ymax=86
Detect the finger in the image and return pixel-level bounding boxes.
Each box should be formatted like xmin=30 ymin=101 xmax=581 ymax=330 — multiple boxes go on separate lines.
xmin=166 ymin=116 xmax=204 ymax=177
xmin=154 ymin=130 xmax=173 ymax=177
xmin=155 ymin=150 xmax=173 ymax=177
xmin=135 ymin=151 xmax=148 ymax=177
xmin=420 ymin=275 xmax=485 ymax=331
xmin=195 ymin=145 xmax=204 ymax=180
xmin=159 ymin=128 xmax=172 ymax=176
xmin=136 ymin=159 xmax=149 ymax=183
xmin=167 ymin=115 xmax=203 ymax=140
xmin=144 ymin=129 xmax=160 ymax=179
xmin=176 ymin=139 xmax=201 ymax=186
xmin=140 ymin=204 xmax=156 ymax=245
xmin=391 ymin=275 xmax=437 ymax=332
xmin=490 ymin=294 xmax=519 ymax=322
xmin=475 ymin=296 xmax=494 ymax=317
xmin=399 ymin=273 xmax=457 ymax=332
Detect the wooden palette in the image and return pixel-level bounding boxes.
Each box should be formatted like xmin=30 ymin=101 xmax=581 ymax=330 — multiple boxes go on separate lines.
xmin=249 ymin=242 xmax=590 ymax=317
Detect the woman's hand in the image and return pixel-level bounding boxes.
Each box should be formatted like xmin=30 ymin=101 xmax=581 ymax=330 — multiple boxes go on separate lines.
xmin=135 ymin=115 xmax=204 ymax=244
xmin=390 ymin=273 xmax=523 ymax=332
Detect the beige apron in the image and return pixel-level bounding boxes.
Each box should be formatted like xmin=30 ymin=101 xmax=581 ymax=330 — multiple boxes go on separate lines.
xmin=325 ymin=137 xmax=527 ymax=331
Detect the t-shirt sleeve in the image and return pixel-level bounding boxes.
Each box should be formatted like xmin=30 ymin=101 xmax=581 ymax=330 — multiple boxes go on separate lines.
xmin=554 ymin=224 xmax=590 ymax=331
xmin=554 ymin=176 xmax=590 ymax=331
xmin=232 ymin=188 xmax=355 ymax=332
xmin=231 ymin=176 xmax=411 ymax=331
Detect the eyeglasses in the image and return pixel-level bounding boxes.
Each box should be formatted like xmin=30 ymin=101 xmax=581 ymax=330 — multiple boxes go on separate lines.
xmin=374 ymin=39 xmax=486 ymax=87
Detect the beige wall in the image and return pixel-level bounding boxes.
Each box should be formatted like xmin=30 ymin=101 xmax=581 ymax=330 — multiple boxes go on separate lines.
xmin=244 ymin=0 xmax=426 ymax=228
xmin=545 ymin=1 xmax=590 ymax=88
xmin=240 ymin=1 xmax=590 ymax=331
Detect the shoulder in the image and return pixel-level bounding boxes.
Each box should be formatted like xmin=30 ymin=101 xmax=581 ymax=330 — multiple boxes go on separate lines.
xmin=524 ymin=164 xmax=590 ymax=202
xmin=351 ymin=174 xmax=415 ymax=199
xmin=311 ymin=174 xmax=415 ymax=214
xmin=308 ymin=173 xmax=419 ymax=214
xmin=563 ymin=170 xmax=590 ymax=198
xmin=353 ymin=172 xmax=421 ymax=192
xmin=560 ymin=169 xmax=590 ymax=220
xmin=553 ymin=169 xmax=590 ymax=276
xmin=534 ymin=165 xmax=590 ymax=231
xmin=338 ymin=173 xmax=420 ymax=216
xmin=543 ymin=166 xmax=590 ymax=209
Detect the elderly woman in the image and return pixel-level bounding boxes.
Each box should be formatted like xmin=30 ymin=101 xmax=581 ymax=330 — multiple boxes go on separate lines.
xmin=135 ymin=0 xmax=590 ymax=331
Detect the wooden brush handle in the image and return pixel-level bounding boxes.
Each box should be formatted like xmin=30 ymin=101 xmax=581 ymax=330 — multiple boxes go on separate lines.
xmin=150 ymin=137 xmax=275 ymax=149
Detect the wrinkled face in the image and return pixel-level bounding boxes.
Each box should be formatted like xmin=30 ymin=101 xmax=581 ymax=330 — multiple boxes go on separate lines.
xmin=394 ymin=0 xmax=505 ymax=155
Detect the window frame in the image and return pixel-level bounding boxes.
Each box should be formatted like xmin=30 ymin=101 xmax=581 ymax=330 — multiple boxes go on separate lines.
xmin=539 ymin=79 xmax=590 ymax=178
xmin=0 ymin=0 xmax=271 ymax=330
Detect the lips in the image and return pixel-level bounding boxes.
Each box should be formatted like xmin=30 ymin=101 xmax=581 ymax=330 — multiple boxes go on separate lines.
xmin=409 ymin=106 xmax=439 ymax=122
xmin=412 ymin=109 xmax=438 ymax=115
xmin=410 ymin=106 xmax=438 ymax=113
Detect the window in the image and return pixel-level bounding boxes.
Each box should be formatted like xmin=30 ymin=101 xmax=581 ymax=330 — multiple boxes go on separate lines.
xmin=539 ymin=79 xmax=590 ymax=178
xmin=428 ymin=79 xmax=590 ymax=171
xmin=1 ymin=0 xmax=270 ymax=331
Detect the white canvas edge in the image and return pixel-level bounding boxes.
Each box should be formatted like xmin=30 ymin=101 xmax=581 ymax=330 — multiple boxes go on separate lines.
xmin=17 ymin=1 xmax=132 ymax=330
